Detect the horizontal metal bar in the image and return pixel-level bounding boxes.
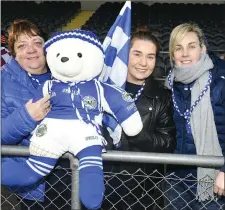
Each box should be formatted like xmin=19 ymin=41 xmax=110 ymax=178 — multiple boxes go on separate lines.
xmin=102 ymin=151 xmax=225 ymax=167
xmin=1 ymin=145 xmax=70 ymax=159
xmin=1 ymin=146 xmax=224 ymax=167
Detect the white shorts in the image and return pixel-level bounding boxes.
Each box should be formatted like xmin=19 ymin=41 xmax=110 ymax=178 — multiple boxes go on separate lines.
xmin=30 ymin=118 xmax=102 ymax=158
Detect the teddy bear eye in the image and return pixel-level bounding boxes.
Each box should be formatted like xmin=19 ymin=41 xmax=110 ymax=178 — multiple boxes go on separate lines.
xmin=56 ymin=53 xmax=60 ymax=57
xmin=77 ymin=53 xmax=82 ymax=58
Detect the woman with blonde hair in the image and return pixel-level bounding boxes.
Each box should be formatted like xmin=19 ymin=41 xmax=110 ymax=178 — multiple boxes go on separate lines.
xmin=165 ymin=23 xmax=225 ymax=209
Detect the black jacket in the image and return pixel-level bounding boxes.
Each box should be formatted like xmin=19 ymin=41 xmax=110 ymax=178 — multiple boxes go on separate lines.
xmin=104 ymin=77 xmax=176 ymax=154
xmin=121 ymin=77 xmax=175 ymax=153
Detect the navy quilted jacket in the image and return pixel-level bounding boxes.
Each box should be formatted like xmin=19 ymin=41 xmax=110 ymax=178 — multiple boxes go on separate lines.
xmin=1 ymin=58 xmax=50 ymax=201
xmin=173 ymin=53 xmax=225 ymax=173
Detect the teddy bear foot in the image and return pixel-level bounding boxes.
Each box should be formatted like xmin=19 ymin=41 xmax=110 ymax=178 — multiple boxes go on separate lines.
xmin=80 ymin=172 xmax=105 ymax=209
xmin=77 ymin=145 xmax=105 ymax=210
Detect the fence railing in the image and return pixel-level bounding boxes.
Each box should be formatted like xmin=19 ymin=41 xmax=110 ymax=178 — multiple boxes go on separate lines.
xmin=1 ymin=145 xmax=225 ymax=210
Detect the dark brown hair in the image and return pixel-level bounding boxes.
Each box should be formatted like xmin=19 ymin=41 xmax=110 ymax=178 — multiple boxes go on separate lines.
xmin=8 ymin=19 xmax=46 ymax=57
xmin=130 ymin=26 xmax=160 ymax=56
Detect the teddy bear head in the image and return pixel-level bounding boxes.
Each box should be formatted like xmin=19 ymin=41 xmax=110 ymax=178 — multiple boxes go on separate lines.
xmin=44 ymin=29 xmax=104 ymax=82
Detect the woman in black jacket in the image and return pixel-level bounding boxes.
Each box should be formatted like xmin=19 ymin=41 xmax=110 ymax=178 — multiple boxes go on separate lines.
xmin=102 ymin=28 xmax=176 ymax=210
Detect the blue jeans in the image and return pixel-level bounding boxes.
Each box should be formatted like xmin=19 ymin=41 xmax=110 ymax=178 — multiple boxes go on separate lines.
xmin=164 ymin=175 xmax=225 ymax=210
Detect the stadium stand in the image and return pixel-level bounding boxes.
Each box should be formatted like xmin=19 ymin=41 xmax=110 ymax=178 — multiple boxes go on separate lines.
xmin=1 ymin=1 xmax=224 ymax=78
xmin=1 ymin=1 xmax=81 ymax=35
xmin=81 ymin=2 xmax=225 ymax=78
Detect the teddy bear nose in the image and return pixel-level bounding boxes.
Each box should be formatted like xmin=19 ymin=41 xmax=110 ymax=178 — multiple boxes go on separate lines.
xmin=61 ymin=57 xmax=69 ymax=63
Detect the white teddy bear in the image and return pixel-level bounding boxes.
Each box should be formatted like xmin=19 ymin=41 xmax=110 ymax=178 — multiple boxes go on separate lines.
xmin=3 ymin=30 xmax=143 ymax=210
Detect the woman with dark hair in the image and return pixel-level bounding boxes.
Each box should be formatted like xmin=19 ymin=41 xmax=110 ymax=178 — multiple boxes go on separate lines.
xmin=1 ymin=19 xmax=70 ymax=210
xmin=102 ymin=28 xmax=176 ymax=210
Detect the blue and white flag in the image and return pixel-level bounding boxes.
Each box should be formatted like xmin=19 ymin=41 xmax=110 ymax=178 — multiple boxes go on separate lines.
xmin=99 ymin=1 xmax=132 ymax=148
xmin=99 ymin=1 xmax=131 ymax=89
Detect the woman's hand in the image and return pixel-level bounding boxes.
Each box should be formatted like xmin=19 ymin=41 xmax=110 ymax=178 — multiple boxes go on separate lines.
xmin=26 ymin=95 xmax=51 ymax=121
xmin=214 ymin=171 xmax=225 ymax=196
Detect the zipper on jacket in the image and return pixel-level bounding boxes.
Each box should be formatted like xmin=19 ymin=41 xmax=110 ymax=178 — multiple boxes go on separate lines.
xmin=142 ymin=96 xmax=156 ymax=196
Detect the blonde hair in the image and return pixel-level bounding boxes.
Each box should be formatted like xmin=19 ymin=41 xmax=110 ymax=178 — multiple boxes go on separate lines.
xmin=169 ymin=23 xmax=206 ymax=62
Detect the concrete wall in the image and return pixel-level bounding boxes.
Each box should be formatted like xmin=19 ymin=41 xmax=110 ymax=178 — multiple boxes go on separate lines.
xmin=80 ymin=0 xmax=224 ymax=11
xmin=80 ymin=1 xmax=105 ymax=11
xmin=144 ymin=0 xmax=224 ymax=3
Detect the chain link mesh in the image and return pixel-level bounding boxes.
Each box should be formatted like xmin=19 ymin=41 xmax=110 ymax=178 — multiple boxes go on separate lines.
xmin=101 ymin=168 xmax=225 ymax=210
xmin=2 ymin=166 xmax=224 ymax=210
xmin=1 ymin=166 xmax=72 ymax=210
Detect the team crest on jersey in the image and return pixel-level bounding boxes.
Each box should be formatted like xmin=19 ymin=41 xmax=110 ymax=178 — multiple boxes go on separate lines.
xmin=83 ymin=96 xmax=97 ymax=110
xmin=122 ymin=92 xmax=133 ymax=102
xmin=36 ymin=124 xmax=47 ymax=137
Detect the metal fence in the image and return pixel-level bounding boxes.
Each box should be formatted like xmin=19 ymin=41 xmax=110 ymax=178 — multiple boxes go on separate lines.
xmin=1 ymin=145 xmax=225 ymax=210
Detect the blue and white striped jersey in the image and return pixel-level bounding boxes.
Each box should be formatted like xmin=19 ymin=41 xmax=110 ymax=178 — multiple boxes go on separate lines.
xmin=37 ymin=79 xmax=137 ymax=126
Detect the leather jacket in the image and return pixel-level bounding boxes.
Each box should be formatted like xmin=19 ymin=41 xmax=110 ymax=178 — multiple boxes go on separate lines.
xmin=116 ymin=77 xmax=176 ymax=154
xmin=103 ymin=77 xmax=176 ymax=171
